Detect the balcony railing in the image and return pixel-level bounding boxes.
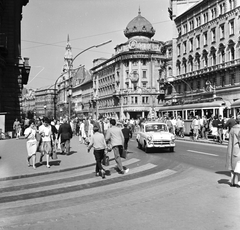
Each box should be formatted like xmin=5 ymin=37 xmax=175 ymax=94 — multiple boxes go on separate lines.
xmin=177 ymin=58 xmax=240 ymax=80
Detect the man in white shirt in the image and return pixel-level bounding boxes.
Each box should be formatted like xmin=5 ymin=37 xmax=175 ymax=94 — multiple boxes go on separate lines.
xmin=39 ymin=117 xmax=52 ymax=168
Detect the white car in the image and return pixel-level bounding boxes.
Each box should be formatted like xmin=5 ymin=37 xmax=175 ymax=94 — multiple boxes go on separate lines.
xmin=136 ymin=121 xmax=175 ymax=153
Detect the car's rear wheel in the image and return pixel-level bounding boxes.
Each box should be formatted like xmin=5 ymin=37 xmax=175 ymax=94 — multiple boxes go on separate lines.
xmin=169 ymin=147 xmax=174 ymax=152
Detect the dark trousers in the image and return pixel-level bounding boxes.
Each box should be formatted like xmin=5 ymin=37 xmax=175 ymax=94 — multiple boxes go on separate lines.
xmin=61 ymin=139 xmax=70 ymax=154
xmin=124 ymin=138 xmax=129 ymax=150
xmin=93 ymin=149 xmax=105 ymax=173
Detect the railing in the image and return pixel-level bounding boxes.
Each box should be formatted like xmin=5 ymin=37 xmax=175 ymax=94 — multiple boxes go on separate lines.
xmin=177 ymin=58 xmax=240 ymax=80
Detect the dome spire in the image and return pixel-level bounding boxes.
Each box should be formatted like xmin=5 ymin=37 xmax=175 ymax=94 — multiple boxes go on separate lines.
xmin=138 ymin=6 xmax=141 ymax=15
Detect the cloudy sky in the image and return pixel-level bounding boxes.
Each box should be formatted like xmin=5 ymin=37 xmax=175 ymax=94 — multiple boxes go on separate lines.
xmin=21 ymin=0 xmax=173 ymax=89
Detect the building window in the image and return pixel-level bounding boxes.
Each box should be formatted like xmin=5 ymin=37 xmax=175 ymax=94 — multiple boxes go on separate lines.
xmin=142 ymin=96 xmax=149 ymax=104
xmin=131 ymin=96 xmax=134 ymax=104
xmin=231 ymin=74 xmax=235 ymax=85
xmin=142 ymin=60 xmax=146 ymax=66
xmin=229 ymin=0 xmax=235 ymax=10
xmin=183 ymin=41 xmax=187 ymax=54
xmin=203 ymin=32 xmax=208 ymax=46
xmin=230 ymin=46 xmax=235 ymax=60
xmin=203 ymin=12 xmax=208 ymax=23
xmin=229 ymin=20 xmax=234 ymax=35
xmin=196 ymin=35 xmax=200 ymax=49
xmin=221 ymin=75 xmax=225 ymax=87
xmin=211 ymin=8 xmax=217 ymax=19
xmin=189 ymin=38 xmax=193 ymax=51
xmin=189 ymin=20 xmax=194 ymax=30
xmin=219 ymin=3 xmax=225 ymax=15
xmin=177 ymin=44 xmax=181 ymax=55
xmin=220 ymin=24 xmax=225 ymax=39
xmin=135 ymin=96 xmax=138 ymax=104
xmin=125 ymin=82 xmax=129 ymax=88
xmin=197 ymin=80 xmax=201 ymax=90
xmin=178 ymin=27 xmax=182 ymax=36
xmin=142 ymin=70 xmax=147 ymax=78
xmin=196 ymin=16 xmax=201 ymax=27
xmin=183 ymin=24 xmax=188 ymax=34
xmin=142 ymin=82 xmax=147 ymax=88
xmin=211 ymin=28 xmax=216 ymax=43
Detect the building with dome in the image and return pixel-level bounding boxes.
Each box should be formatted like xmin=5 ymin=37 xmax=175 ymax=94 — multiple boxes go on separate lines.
xmin=91 ymin=9 xmax=172 ymax=120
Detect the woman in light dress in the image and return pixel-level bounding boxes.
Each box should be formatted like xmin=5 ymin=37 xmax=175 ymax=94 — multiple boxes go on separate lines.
xmin=24 ymin=120 xmax=37 ymax=169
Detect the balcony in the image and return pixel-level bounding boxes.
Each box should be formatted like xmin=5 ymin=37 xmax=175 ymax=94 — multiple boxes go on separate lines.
xmin=178 ymin=58 xmax=240 ymax=80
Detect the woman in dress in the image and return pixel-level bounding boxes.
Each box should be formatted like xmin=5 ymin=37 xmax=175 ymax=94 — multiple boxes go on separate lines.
xmin=24 ymin=120 xmax=37 ymax=169
xmin=226 ymin=115 xmax=240 ymax=187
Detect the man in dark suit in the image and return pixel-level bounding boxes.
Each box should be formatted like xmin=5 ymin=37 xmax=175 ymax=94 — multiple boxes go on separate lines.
xmin=57 ymin=118 xmax=73 ymax=155
xmin=121 ymin=123 xmax=132 ymax=152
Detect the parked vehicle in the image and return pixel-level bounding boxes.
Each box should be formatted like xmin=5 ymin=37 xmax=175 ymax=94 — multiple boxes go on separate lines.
xmin=136 ymin=121 xmax=175 ymax=153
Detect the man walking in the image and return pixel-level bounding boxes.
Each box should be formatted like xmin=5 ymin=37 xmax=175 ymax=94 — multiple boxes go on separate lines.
xmin=57 ymin=118 xmax=73 ymax=155
xmin=105 ymin=119 xmax=129 ymax=174
xmin=122 ymin=123 xmax=132 ymax=152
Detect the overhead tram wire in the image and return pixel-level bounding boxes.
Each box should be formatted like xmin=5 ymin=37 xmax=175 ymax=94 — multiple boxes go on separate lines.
xmin=21 ymin=19 xmax=170 ymax=50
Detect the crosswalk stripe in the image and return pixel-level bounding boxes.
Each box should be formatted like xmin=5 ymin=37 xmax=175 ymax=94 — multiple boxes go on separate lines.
xmin=0 ymin=158 xmax=141 ymax=189
xmin=0 ymin=168 xmax=176 ymax=211
xmin=0 ymin=163 xmax=156 ymax=198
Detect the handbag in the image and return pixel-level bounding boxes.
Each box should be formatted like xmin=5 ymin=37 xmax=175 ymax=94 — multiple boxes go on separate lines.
xmin=102 ymin=154 xmax=109 ymax=166
xmin=107 ymin=143 xmax=112 ymax=152
xmin=234 ymin=161 xmax=240 ymax=174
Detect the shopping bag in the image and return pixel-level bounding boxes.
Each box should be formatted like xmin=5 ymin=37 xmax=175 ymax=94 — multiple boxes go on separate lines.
xmin=102 ymin=154 xmax=109 ymax=166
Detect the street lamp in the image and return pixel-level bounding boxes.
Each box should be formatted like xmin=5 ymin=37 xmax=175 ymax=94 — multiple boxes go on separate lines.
xmin=67 ymin=40 xmax=112 ymax=119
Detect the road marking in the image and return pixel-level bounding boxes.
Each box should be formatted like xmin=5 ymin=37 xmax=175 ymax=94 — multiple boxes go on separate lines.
xmin=187 ymin=150 xmax=218 ymax=157
xmin=0 ymin=163 xmax=157 ymax=198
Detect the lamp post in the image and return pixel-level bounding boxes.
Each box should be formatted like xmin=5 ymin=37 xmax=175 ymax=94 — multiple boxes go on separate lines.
xmin=67 ymin=40 xmax=112 ymax=119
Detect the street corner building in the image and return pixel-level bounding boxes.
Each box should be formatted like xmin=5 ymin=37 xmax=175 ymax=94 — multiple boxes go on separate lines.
xmin=0 ymin=0 xmax=31 ymax=133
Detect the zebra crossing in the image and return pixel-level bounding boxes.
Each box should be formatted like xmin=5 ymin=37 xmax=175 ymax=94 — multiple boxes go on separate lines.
xmin=0 ymin=156 xmax=177 ymax=229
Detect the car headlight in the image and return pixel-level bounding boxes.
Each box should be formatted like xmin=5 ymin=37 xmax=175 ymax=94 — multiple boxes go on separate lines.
xmin=147 ymin=136 xmax=152 ymax=141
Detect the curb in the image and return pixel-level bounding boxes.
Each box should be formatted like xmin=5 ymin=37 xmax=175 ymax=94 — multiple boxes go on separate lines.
xmin=0 ymin=158 xmax=115 ymax=182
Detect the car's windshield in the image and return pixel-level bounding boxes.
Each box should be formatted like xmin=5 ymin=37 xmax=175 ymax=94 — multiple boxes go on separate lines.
xmin=145 ymin=124 xmax=167 ymax=132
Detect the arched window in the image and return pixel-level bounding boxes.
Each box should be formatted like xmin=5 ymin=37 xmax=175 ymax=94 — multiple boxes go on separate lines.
xmin=195 ymin=52 xmax=200 ymax=69
xmin=210 ymin=46 xmax=216 ymax=65
xmin=218 ymin=43 xmax=225 ymax=63
xmin=202 ymin=49 xmax=208 ymax=67
xmin=188 ymin=55 xmax=193 ymax=71
xmin=182 ymin=57 xmax=187 ymax=73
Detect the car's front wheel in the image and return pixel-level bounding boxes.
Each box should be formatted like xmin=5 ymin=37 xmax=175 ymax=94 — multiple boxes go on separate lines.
xmin=144 ymin=142 xmax=150 ymax=153
xmin=137 ymin=140 xmax=142 ymax=149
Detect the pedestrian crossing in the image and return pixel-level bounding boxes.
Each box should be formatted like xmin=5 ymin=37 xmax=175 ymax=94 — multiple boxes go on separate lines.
xmin=0 ymin=156 xmax=178 ymax=228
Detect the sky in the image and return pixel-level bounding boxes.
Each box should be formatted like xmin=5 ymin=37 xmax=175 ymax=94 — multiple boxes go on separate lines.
xmin=21 ymin=0 xmax=173 ymax=90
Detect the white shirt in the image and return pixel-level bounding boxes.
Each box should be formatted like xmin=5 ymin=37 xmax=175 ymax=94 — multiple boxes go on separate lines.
xmin=24 ymin=127 xmax=36 ymax=142
xmin=39 ymin=125 xmax=52 ymax=142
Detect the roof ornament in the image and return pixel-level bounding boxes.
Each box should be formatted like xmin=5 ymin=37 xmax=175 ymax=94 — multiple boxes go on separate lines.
xmin=138 ymin=6 xmax=141 ymax=15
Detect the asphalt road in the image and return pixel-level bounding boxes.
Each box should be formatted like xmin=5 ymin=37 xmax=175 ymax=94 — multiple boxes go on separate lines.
xmin=0 ymin=138 xmax=239 ymax=230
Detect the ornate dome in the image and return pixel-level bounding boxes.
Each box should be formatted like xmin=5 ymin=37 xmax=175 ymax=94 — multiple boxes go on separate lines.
xmin=124 ymin=9 xmax=155 ymax=39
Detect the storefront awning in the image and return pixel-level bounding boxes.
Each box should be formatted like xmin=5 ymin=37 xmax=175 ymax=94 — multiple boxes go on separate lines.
xmin=158 ymin=100 xmax=228 ymax=111
xmin=231 ymin=99 xmax=240 ymax=108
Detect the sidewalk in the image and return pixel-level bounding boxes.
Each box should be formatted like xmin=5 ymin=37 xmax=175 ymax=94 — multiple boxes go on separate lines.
xmin=0 ymin=136 xmax=114 ymax=181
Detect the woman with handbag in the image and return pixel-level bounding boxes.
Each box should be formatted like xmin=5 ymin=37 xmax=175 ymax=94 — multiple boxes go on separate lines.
xmin=24 ymin=120 xmax=37 ymax=169
xmin=88 ymin=124 xmax=107 ymax=179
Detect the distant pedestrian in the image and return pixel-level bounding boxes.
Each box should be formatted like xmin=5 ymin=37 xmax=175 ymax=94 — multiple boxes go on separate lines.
xmin=24 ymin=120 xmax=37 ymax=169
xmin=39 ymin=117 xmax=53 ymax=168
xmin=105 ymin=118 xmax=129 ymax=174
xmin=57 ymin=118 xmax=73 ymax=155
xmin=121 ymin=123 xmax=132 ymax=152
xmin=191 ymin=115 xmax=200 ymax=140
xmin=225 ymin=114 xmax=236 ymax=132
xmin=226 ymin=115 xmax=240 ymax=187
xmin=217 ymin=115 xmax=225 ymax=143
xmin=88 ymin=124 xmax=107 ymax=179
